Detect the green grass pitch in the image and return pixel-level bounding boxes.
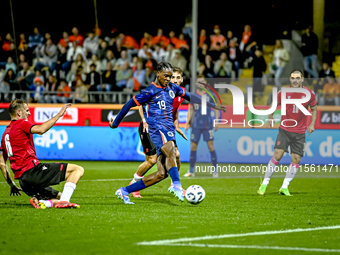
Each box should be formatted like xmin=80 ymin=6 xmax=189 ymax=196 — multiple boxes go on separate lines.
xmin=0 ymin=161 xmax=340 ymax=255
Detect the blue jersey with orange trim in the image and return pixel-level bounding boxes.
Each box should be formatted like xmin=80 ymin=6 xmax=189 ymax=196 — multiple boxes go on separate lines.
xmin=191 ymin=90 xmax=214 ymax=129
xmin=133 ymin=82 xmax=185 ymax=134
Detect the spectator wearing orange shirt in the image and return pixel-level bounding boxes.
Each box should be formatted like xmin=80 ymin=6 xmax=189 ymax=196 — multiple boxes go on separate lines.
xmin=169 ymin=31 xmax=178 ymax=45
xmin=239 ymin=24 xmax=257 ymax=66
xmin=57 ymin=79 xmax=71 ymax=103
xmin=119 ymin=33 xmax=139 ymax=63
xmin=210 ymin=25 xmax=226 ymax=50
xmin=1 ymin=33 xmax=15 ymax=61
xmin=94 ymin=24 xmax=102 ymax=37
xmin=151 ymin=29 xmax=170 ymax=48
xmin=140 ymin=32 xmax=153 ymax=48
xmin=144 ymin=52 xmax=157 ymax=71
xmin=320 ymin=77 xmax=340 ymax=106
xmin=69 ymin=27 xmax=84 ymax=47
xmin=58 ymin=32 xmax=70 ymax=50
xmin=18 ymin=33 xmax=28 ymax=55
xmin=175 ymin=34 xmax=189 ymax=50
xmin=2 ymin=33 xmax=14 ymax=52
xmin=198 ymin=29 xmax=207 ymax=48
xmin=175 ymin=34 xmax=190 ymax=60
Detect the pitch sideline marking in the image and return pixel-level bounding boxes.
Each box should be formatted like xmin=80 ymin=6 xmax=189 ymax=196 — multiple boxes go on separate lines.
xmin=1 ymin=174 xmax=339 ymax=185
xmin=165 ymin=243 xmax=340 ymax=253
xmin=136 ymin=225 xmax=340 ymax=251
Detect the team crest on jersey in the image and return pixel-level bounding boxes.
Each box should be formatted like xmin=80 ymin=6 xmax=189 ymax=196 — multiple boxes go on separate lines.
xmin=169 ymin=90 xmax=175 ymax=99
xmin=167 ymin=131 xmax=174 ymax=137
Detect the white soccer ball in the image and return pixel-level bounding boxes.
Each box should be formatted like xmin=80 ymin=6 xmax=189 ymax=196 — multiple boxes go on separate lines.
xmin=185 ymin=185 xmax=205 ymax=204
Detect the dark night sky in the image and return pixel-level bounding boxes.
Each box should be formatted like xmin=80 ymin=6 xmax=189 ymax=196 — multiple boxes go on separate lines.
xmin=1 ymin=0 xmax=313 ymax=45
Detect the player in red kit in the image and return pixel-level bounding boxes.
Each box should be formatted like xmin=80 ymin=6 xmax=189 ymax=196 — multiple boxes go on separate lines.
xmin=258 ymin=69 xmax=317 ymax=196
xmin=0 ymin=99 xmax=84 ymax=209
xmin=128 ymin=67 xmax=188 ymax=198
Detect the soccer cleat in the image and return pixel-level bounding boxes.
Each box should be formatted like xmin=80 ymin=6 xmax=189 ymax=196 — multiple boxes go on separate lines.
xmin=55 ymin=201 xmax=80 ymax=209
xmin=183 ymin=171 xmax=195 ymax=177
xmin=168 ymin=185 xmax=175 ymax=195
xmin=279 ymin=188 xmax=292 ymax=196
xmin=116 ymin=187 xmax=134 ymax=204
xmin=257 ymin=184 xmax=267 ymax=195
xmin=172 ymin=186 xmax=184 ymax=202
xmin=212 ymin=172 xmax=219 ymax=178
xmin=30 ymin=197 xmax=46 ymax=209
xmin=129 ymin=181 xmax=142 ymax=198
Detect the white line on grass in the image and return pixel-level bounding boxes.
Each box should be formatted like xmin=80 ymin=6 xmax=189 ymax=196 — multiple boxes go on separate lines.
xmin=137 ymin=225 xmax=340 ymax=246
xmin=167 ymin=243 xmax=340 ymax=253
xmin=1 ymin=174 xmax=339 ymax=185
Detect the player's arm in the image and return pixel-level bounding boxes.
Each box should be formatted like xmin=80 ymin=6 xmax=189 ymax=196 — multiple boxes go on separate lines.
xmin=31 ymin=104 xmax=72 ymax=135
xmin=0 ymin=151 xmax=22 ymax=196
xmin=174 ymin=108 xmax=188 ymax=141
xmin=214 ymin=109 xmax=219 ymax=131
xmin=110 ymin=90 xmax=151 ymax=129
xmin=182 ymin=91 xmax=226 ymax=112
xmin=138 ymin=105 xmax=148 ymax=133
xmin=308 ymin=105 xmax=317 ymax=135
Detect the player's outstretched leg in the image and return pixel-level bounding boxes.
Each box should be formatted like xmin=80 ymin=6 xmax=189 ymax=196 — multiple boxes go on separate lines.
xmin=55 ymin=164 xmax=84 ymax=209
xmin=258 ymin=149 xmax=284 ymax=195
xmin=129 ymin=154 xmax=157 ymax=198
xmin=162 ymin=142 xmax=184 ymax=202
xmin=279 ymin=153 xmax=301 ymax=196
xmin=169 ymin=148 xmax=186 ymax=195
xmin=116 ymin=155 xmax=168 ymax=204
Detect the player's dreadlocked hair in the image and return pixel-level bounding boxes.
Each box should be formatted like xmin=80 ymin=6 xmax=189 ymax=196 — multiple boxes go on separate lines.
xmin=156 ymin=62 xmax=173 ymax=73
xmin=9 ymin=99 xmax=28 ymax=117
xmin=172 ymin=66 xmax=183 ymax=76
xmin=290 ymin=69 xmax=304 ymax=76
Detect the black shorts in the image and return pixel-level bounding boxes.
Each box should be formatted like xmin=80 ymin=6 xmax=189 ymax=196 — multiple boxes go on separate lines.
xmin=138 ymin=121 xmax=157 ymax=156
xmin=274 ymin=128 xmax=305 ymax=157
xmin=19 ymin=162 xmax=68 ymax=200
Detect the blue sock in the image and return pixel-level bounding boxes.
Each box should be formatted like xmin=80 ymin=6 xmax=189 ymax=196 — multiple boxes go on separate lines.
xmin=125 ymin=180 xmax=146 ymax=194
xmin=189 ymin=150 xmax=197 ymax=173
xmin=210 ymin=150 xmax=217 ymax=173
xmin=169 ymin=167 xmax=181 ymax=186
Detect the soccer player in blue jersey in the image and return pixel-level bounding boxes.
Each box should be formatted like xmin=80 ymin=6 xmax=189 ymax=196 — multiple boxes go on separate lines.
xmin=128 ymin=67 xmax=188 ymax=198
xmin=184 ymin=75 xmax=220 ymax=178
xmin=109 ymin=62 xmax=226 ymax=204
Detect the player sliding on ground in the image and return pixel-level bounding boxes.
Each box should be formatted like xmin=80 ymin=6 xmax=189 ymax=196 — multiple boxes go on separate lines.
xmin=110 ymin=62 xmax=226 ymax=204
xmin=0 ymin=100 xmax=84 ymax=209
xmin=129 ymin=67 xmax=188 ymax=198
xmin=258 ymin=69 xmax=317 ymax=196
